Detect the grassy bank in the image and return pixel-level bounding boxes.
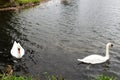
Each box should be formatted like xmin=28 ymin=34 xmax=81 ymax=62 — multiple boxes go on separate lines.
xmin=0 ymin=74 xmax=32 ymax=80
xmin=0 ymin=0 xmax=44 ymax=10
xmin=95 ymin=75 xmax=117 ymax=80
xmin=17 ymin=0 xmax=40 ymax=4
xmin=15 ymin=0 xmax=41 ymax=5
xmin=0 ymin=73 xmax=117 ymax=80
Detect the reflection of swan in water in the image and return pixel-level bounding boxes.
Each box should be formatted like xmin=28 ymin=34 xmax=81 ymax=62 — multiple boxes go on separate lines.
xmin=61 ymin=0 xmax=70 ymax=5
xmin=77 ymin=43 xmax=113 ymax=64
xmin=11 ymin=41 xmax=25 ymax=59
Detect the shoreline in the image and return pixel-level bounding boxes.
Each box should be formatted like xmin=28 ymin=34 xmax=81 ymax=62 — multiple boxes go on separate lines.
xmin=0 ymin=3 xmax=39 ymax=11
xmin=0 ymin=0 xmax=49 ymax=11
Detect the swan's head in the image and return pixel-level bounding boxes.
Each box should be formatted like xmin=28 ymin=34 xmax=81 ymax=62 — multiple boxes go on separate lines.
xmin=107 ymin=43 xmax=113 ymax=48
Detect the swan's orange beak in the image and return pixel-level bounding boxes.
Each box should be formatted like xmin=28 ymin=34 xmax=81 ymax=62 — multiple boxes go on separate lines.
xmin=18 ymin=48 xmax=20 ymax=54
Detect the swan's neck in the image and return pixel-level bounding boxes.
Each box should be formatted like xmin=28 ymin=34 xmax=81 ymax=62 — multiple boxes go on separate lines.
xmin=18 ymin=48 xmax=20 ymax=54
xmin=105 ymin=45 xmax=110 ymax=59
xmin=17 ymin=47 xmax=21 ymax=58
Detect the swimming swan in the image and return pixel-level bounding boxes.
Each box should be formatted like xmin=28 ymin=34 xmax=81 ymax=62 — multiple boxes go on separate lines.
xmin=77 ymin=43 xmax=113 ymax=64
xmin=11 ymin=41 xmax=25 ymax=59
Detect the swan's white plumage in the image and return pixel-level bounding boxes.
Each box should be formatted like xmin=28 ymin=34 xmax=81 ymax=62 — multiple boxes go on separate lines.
xmin=11 ymin=41 xmax=25 ymax=59
xmin=77 ymin=55 xmax=108 ymax=64
xmin=77 ymin=43 xmax=113 ymax=64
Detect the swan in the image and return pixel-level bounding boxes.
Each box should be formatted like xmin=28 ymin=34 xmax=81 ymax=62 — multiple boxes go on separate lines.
xmin=10 ymin=41 xmax=25 ymax=59
xmin=77 ymin=43 xmax=113 ymax=64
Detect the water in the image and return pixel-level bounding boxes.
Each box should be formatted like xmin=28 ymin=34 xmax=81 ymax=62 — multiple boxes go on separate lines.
xmin=0 ymin=0 xmax=120 ymax=79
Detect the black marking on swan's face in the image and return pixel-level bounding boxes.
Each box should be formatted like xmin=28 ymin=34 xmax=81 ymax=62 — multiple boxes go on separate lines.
xmin=108 ymin=43 xmax=113 ymax=47
xmin=111 ymin=44 xmax=113 ymax=47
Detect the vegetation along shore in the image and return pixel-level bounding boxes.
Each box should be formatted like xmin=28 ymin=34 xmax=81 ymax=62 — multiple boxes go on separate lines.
xmin=0 ymin=73 xmax=117 ymax=80
xmin=0 ymin=0 xmax=49 ymax=11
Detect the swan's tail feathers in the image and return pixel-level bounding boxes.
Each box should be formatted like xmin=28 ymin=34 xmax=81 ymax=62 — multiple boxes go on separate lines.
xmin=77 ymin=59 xmax=83 ymax=62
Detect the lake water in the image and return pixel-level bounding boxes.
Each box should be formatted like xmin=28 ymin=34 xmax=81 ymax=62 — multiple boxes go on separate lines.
xmin=0 ymin=0 xmax=120 ymax=80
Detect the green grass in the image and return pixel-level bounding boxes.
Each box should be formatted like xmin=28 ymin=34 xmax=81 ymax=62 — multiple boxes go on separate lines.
xmin=16 ymin=0 xmax=40 ymax=4
xmin=0 ymin=0 xmax=41 ymax=8
xmin=95 ymin=75 xmax=117 ymax=80
xmin=0 ymin=73 xmax=118 ymax=80
xmin=0 ymin=72 xmax=64 ymax=80
xmin=0 ymin=74 xmax=33 ymax=80
xmin=44 ymin=72 xmax=64 ymax=80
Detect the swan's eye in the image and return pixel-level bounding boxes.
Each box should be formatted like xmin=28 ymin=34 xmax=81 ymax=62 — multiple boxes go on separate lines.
xmin=111 ymin=44 xmax=113 ymax=47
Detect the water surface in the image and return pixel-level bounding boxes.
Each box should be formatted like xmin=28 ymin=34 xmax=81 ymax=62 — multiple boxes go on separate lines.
xmin=0 ymin=0 xmax=120 ymax=80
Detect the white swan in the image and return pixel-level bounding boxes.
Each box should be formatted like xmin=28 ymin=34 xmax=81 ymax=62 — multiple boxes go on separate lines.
xmin=77 ymin=43 xmax=113 ymax=64
xmin=11 ymin=41 xmax=25 ymax=59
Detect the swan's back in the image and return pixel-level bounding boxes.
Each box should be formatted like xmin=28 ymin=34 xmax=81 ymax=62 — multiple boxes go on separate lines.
xmin=77 ymin=54 xmax=108 ymax=64
xmin=11 ymin=41 xmax=18 ymax=58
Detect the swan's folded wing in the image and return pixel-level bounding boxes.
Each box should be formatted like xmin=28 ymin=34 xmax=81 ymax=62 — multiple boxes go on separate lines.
xmin=11 ymin=41 xmax=18 ymax=58
xmin=77 ymin=55 xmax=107 ymax=64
